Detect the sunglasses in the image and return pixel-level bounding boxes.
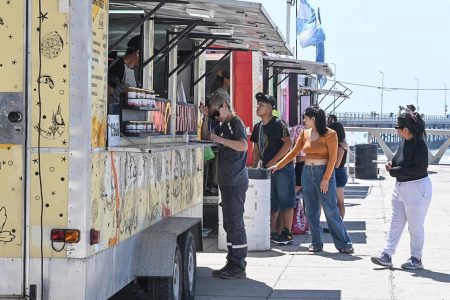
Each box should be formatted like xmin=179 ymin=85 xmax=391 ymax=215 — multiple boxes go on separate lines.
xmin=209 ymin=110 xmax=220 ymax=119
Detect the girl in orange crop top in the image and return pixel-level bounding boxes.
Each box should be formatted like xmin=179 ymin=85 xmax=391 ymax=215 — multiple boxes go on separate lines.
xmin=269 ymin=106 xmax=354 ymax=254
xmin=272 ymin=108 xmax=338 ymax=191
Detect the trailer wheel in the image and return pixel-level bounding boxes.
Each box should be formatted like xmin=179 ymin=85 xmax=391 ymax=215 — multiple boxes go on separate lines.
xmin=147 ymin=245 xmax=182 ymax=300
xmin=181 ymin=232 xmax=197 ymax=300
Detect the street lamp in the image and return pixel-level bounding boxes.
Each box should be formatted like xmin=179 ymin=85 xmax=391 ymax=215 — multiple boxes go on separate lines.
xmin=414 ymin=77 xmax=419 ymax=111
xmin=379 ymin=71 xmax=384 ymax=115
xmin=444 ymin=83 xmax=447 ymax=117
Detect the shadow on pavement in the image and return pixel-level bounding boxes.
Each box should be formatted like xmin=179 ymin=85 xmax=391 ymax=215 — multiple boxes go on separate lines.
xmin=196 ymin=266 xmax=272 ymax=298
xmin=197 ymin=267 xmax=342 ymax=299
xmin=269 ymin=289 xmax=341 ymax=299
xmin=344 ymin=185 xmax=372 ymax=199
xmin=401 ymin=269 xmax=450 ymax=283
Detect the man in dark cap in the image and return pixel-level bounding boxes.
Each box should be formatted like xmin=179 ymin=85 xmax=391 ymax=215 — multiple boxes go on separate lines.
xmin=108 ymin=35 xmax=141 ymax=106
xmin=250 ymin=93 xmax=295 ymax=245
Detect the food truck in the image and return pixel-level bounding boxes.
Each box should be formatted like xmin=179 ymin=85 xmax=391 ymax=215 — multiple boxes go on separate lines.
xmin=0 ymin=0 xmax=292 ymax=299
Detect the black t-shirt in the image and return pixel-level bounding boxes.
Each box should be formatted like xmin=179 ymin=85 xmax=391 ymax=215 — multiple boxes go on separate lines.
xmin=213 ymin=116 xmax=249 ymax=186
xmin=389 ymin=138 xmax=428 ymax=182
xmin=250 ymin=116 xmax=290 ymax=167
xmin=337 ymin=146 xmax=347 ymax=169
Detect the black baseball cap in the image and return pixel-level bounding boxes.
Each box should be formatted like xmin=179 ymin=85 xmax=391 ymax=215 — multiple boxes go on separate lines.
xmin=255 ymin=92 xmax=276 ymax=109
xmin=127 ymin=35 xmax=141 ymax=51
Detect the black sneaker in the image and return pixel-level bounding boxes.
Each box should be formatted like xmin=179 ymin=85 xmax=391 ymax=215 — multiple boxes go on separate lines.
xmin=219 ymin=263 xmax=246 ymax=279
xmin=212 ymin=261 xmax=233 ymax=277
xmin=270 ymin=231 xmax=278 ymax=243
xmin=272 ymin=228 xmax=293 ymax=245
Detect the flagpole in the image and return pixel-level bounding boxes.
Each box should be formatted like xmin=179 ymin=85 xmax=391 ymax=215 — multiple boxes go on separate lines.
xmin=286 ymin=0 xmax=291 ymax=49
xmin=295 ymin=0 xmax=298 ymax=59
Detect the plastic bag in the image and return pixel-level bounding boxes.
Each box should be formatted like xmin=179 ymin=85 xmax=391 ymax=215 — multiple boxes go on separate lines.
xmin=204 ymin=146 xmax=215 ymax=161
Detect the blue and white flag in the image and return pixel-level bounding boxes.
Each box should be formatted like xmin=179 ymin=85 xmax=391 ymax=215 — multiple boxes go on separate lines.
xmin=316 ymin=41 xmax=327 ymax=87
xmin=297 ymin=1 xmax=327 ymax=87
xmin=296 ymin=0 xmax=325 ymax=48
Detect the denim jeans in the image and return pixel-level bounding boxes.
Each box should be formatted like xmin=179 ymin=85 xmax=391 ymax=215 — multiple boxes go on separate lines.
xmin=271 ymin=163 xmax=296 ymax=211
xmin=302 ymin=165 xmax=352 ymax=250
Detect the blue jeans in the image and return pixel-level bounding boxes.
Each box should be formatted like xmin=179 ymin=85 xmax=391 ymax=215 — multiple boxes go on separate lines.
xmin=302 ymin=165 xmax=352 ymax=250
xmin=271 ymin=163 xmax=296 ymax=211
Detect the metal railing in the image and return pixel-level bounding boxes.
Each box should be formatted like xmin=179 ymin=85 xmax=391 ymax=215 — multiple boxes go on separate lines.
xmin=345 ymin=127 xmax=450 ymax=164
xmin=336 ymin=112 xmax=450 ymax=126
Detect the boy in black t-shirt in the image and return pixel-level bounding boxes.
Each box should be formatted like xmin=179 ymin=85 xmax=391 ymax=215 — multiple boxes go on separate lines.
xmin=200 ymin=94 xmax=248 ymax=279
xmin=250 ymin=93 xmax=296 ymax=245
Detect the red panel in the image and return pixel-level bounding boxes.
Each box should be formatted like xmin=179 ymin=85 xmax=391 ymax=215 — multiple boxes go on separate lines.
xmin=232 ymin=51 xmax=254 ymax=165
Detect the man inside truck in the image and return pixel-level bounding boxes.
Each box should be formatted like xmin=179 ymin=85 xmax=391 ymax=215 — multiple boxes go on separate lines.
xmin=108 ymin=35 xmax=141 ymax=108
xmin=200 ymin=93 xmax=249 ymax=279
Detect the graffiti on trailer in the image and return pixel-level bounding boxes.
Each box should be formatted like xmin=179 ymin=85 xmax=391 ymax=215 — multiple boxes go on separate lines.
xmin=34 ymin=103 xmax=66 ymax=140
xmin=152 ymin=101 xmax=171 ymax=135
xmin=176 ymin=103 xmax=197 ymax=134
xmin=120 ymin=153 xmax=138 ymax=235
xmin=0 ymin=207 xmax=15 ymax=242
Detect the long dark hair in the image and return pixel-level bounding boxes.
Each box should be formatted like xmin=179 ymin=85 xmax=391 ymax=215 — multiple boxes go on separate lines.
xmin=328 ymin=121 xmax=346 ymax=143
xmin=397 ymin=112 xmax=426 ymax=141
xmin=304 ymin=105 xmax=327 ymax=136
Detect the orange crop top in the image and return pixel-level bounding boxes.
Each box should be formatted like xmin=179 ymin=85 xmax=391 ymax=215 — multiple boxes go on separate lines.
xmin=277 ymin=128 xmax=338 ymax=180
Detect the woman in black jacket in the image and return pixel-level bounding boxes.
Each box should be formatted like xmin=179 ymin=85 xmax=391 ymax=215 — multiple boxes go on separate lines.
xmin=371 ymin=112 xmax=432 ymax=269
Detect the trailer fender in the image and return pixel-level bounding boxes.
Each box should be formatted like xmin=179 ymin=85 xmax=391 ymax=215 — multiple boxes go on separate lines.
xmin=135 ymin=217 xmax=201 ymax=278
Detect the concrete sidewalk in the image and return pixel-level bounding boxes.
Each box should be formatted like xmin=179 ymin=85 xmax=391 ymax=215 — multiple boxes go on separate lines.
xmin=196 ymin=165 xmax=450 ymax=300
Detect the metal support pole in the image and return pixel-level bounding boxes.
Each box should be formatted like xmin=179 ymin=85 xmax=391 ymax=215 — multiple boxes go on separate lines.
xmin=414 ymin=77 xmax=419 ymax=111
xmin=143 ymin=23 xmax=197 ymax=67
xmin=379 ymin=71 xmax=384 ymax=115
xmin=168 ymin=37 xmax=214 ymax=77
xmin=444 ymin=83 xmax=447 ymax=117
xmin=193 ymin=50 xmax=232 ymax=87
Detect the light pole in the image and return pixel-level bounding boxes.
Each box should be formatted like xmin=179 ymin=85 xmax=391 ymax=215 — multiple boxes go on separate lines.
xmin=379 ymin=71 xmax=384 ymax=115
xmin=445 ymin=83 xmax=447 ymax=117
xmin=414 ymin=77 xmax=419 ymax=111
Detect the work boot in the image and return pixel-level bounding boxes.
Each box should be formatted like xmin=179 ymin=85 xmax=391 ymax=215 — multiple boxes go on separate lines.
xmin=212 ymin=261 xmax=233 ymax=277
xmin=219 ymin=263 xmax=246 ymax=279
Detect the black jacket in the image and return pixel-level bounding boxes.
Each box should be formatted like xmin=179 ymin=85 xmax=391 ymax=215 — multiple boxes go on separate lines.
xmin=389 ymin=138 xmax=428 ymax=182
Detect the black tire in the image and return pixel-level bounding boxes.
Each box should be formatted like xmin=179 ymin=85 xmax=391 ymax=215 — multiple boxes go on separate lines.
xmin=180 ymin=232 xmax=197 ymax=300
xmin=147 ymin=245 xmax=182 ymax=300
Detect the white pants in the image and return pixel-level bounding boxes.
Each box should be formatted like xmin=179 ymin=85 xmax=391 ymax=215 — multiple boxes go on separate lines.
xmin=383 ymin=177 xmax=432 ymax=259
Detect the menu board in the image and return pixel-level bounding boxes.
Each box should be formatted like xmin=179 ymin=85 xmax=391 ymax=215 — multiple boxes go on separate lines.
xmin=91 ymin=0 xmax=108 ymax=148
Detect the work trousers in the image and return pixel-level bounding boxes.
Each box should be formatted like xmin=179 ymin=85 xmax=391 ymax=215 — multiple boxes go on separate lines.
xmin=219 ymin=184 xmax=248 ymax=269
xmin=383 ymin=177 xmax=432 ymax=259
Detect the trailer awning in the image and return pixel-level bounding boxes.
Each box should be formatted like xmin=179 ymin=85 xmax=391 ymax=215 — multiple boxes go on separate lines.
xmin=109 ymin=0 xmax=293 ymax=56
xmin=301 ymin=87 xmax=350 ymax=99
xmin=263 ymin=56 xmax=333 ymax=77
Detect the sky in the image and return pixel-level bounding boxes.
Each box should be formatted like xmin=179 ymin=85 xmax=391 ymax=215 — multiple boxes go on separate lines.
xmin=246 ymin=0 xmax=450 ymax=116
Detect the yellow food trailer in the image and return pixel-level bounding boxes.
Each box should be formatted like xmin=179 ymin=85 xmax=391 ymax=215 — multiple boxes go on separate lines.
xmin=0 ymin=0 xmax=292 ymax=299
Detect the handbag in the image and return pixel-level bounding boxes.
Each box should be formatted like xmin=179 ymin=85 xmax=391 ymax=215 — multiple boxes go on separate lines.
xmin=292 ymin=197 xmax=308 ymax=235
